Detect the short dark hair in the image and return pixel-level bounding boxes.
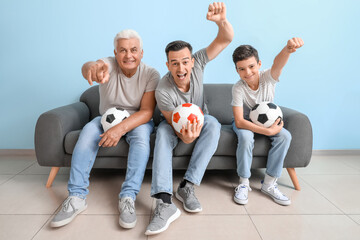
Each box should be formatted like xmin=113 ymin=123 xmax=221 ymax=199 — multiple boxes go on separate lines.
xmin=232 ymin=45 xmax=259 ymax=65
xmin=165 ymin=40 xmax=193 ymax=61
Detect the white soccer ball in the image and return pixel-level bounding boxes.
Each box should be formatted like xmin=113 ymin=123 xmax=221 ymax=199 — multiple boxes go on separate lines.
xmin=172 ymin=103 xmax=204 ymax=133
xmin=249 ymin=102 xmax=283 ymax=128
xmin=101 ymin=107 xmax=130 ymax=132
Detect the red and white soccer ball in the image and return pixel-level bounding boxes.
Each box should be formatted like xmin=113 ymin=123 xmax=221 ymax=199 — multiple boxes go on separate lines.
xmin=101 ymin=107 xmax=130 ymax=132
xmin=249 ymin=102 xmax=283 ymax=128
xmin=172 ymin=103 xmax=204 ymax=133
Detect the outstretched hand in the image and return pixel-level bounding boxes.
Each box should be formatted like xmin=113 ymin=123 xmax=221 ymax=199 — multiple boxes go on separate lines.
xmin=206 ymin=2 xmax=227 ymax=23
xmin=86 ymin=61 xmax=110 ymax=86
xmin=286 ymin=37 xmax=304 ymax=53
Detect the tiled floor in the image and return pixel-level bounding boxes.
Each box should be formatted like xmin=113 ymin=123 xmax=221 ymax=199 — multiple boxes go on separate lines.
xmin=0 ymin=154 xmax=359 ymax=240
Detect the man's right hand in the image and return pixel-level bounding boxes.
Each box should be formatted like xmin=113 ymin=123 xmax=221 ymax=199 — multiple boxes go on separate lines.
xmin=85 ymin=61 xmax=110 ymax=85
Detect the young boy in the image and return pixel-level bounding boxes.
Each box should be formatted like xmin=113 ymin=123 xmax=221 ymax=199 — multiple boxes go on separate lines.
xmin=231 ymin=38 xmax=304 ymax=206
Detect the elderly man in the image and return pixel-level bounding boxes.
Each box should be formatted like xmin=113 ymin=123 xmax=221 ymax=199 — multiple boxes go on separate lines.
xmin=145 ymin=2 xmax=234 ymax=235
xmin=50 ymin=29 xmax=160 ymax=229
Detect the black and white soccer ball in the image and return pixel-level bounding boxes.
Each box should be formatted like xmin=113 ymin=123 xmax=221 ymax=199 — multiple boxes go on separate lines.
xmin=101 ymin=107 xmax=130 ymax=132
xmin=249 ymin=102 xmax=283 ymax=128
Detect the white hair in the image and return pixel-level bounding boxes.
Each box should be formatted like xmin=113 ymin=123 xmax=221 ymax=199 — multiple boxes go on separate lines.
xmin=113 ymin=29 xmax=143 ymax=52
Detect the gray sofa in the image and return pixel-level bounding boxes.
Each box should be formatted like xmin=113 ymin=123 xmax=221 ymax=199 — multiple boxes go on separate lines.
xmin=35 ymin=84 xmax=313 ymax=190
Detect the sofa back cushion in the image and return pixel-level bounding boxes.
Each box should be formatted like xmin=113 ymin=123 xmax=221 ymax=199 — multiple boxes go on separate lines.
xmin=80 ymin=84 xmax=234 ymax=125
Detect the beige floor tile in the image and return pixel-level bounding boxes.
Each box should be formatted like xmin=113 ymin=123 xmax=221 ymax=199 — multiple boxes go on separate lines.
xmin=0 ymin=175 xmax=14 ymax=185
xmin=251 ymin=215 xmax=360 ymax=240
xmin=349 ymin=215 xmax=360 ymax=225
xmin=0 ymin=174 xmax=68 ymax=214
xmin=300 ymin=174 xmax=360 ymax=214
xmin=0 ymin=155 xmax=35 ymax=174
xmin=296 ymin=155 xmax=360 ymax=175
xmin=147 ymin=215 xmax=261 ymax=240
xmin=85 ymin=171 xmax=153 ymax=215
xmin=33 ymin=215 xmax=149 ymax=240
xmin=241 ymin=171 xmax=342 ymax=215
xmin=21 ymin=163 xmax=70 ymax=175
xmin=0 ymin=215 xmax=51 ymax=240
xmin=341 ymin=155 xmax=360 ymax=170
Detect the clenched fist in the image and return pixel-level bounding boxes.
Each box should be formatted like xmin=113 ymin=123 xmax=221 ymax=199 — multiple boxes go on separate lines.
xmin=287 ymin=38 xmax=304 ymax=53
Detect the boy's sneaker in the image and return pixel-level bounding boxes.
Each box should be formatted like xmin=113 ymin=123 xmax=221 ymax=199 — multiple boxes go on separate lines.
xmin=145 ymin=199 xmax=181 ymax=235
xmin=50 ymin=196 xmax=87 ymax=227
xmin=261 ymin=181 xmax=291 ymax=206
xmin=118 ymin=197 xmax=137 ymax=228
xmin=175 ymin=182 xmax=202 ymax=212
xmin=234 ymin=184 xmax=252 ymax=205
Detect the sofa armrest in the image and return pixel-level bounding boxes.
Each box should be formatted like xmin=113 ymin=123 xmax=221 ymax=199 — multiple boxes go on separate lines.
xmin=34 ymin=102 xmax=90 ymax=167
xmin=281 ymin=107 xmax=313 ymax=168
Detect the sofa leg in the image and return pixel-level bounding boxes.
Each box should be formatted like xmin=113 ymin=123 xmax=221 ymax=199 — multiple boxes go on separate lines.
xmin=46 ymin=167 xmax=60 ymax=188
xmin=286 ymin=168 xmax=301 ymax=191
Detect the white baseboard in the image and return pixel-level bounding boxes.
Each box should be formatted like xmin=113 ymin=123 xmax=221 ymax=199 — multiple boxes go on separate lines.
xmin=0 ymin=149 xmax=35 ymax=156
xmin=312 ymin=149 xmax=360 ymax=156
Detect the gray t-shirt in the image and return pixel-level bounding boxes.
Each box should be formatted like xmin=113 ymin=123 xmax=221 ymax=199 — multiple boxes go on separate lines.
xmin=99 ymin=57 xmax=160 ymax=115
xmin=155 ymin=48 xmax=209 ymax=114
xmin=231 ymin=69 xmax=278 ymax=119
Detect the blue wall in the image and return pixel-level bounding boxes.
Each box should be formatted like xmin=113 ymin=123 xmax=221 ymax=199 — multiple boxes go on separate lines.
xmin=1 ymin=0 xmax=359 ymax=150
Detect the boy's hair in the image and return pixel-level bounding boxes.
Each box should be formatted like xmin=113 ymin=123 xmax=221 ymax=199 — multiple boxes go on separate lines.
xmin=165 ymin=40 xmax=193 ymax=61
xmin=232 ymin=45 xmax=259 ymax=65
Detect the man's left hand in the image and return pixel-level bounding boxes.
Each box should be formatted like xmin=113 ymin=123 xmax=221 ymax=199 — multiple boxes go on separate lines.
xmin=206 ymin=2 xmax=226 ymax=23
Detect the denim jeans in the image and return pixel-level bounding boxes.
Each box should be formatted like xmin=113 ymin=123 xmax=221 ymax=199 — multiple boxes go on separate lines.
xmin=150 ymin=115 xmax=221 ymax=196
xmin=232 ymin=121 xmax=292 ymax=178
xmin=68 ymin=116 xmax=154 ymax=200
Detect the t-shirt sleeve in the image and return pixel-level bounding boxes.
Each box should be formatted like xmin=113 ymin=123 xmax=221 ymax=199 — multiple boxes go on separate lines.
xmin=193 ymin=48 xmax=210 ymax=70
xmin=145 ymin=69 xmax=160 ymax=92
xmin=231 ymin=82 xmax=244 ymax=107
xmin=263 ymin=68 xmax=278 ymax=85
xmin=155 ymin=88 xmax=176 ymax=112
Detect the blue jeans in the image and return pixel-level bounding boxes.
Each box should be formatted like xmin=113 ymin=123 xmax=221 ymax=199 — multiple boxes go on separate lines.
xmin=232 ymin=121 xmax=292 ymax=178
xmin=68 ymin=116 xmax=154 ymax=200
xmin=151 ymin=115 xmax=221 ymax=196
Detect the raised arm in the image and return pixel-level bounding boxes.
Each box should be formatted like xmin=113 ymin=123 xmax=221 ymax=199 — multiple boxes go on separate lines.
xmin=271 ymin=37 xmax=304 ymax=80
xmin=81 ymin=60 xmax=110 ymax=85
xmin=205 ymin=2 xmax=234 ymax=61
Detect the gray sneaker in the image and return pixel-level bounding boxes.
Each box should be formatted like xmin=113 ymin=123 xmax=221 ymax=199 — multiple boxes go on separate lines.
xmin=145 ymin=199 xmax=181 ymax=235
xmin=175 ymin=182 xmax=202 ymax=212
xmin=261 ymin=181 xmax=291 ymax=206
xmin=50 ymin=196 xmax=87 ymax=227
xmin=118 ymin=197 xmax=137 ymax=228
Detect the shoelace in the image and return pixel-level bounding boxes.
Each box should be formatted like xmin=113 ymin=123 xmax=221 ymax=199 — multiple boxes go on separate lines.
xmin=184 ymin=185 xmax=199 ymax=201
xmin=153 ymin=203 xmax=168 ymax=220
xmin=266 ymin=183 xmax=284 ymax=198
xmin=121 ymin=198 xmax=135 ymax=214
xmin=235 ymin=184 xmax=252 ymax=192
xmin=61 ymin=197 xmax=75 ymax=212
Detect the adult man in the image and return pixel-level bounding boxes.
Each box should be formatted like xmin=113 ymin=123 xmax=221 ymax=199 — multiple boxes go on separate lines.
xmin=50 ymin=30 xmax=160 ymax=229
xmin=145 ymin=2 xmax=233 ymax=235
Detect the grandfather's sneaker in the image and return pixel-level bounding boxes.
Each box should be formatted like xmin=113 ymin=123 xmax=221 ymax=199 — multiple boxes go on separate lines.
xmin=50 ymin=196 xmax=87 ymax=227
xmin=261 ymin=181 xmax=291 ymax=206
xmin=145 ymin=199 xmax=181 ymax=235
xmin=118 ymin=197 xmax=137 ymax=228
xmin=234 ymin=184 xmax=252 ymax=205
xmin=175 ymin=182 xmax=202 ymax=212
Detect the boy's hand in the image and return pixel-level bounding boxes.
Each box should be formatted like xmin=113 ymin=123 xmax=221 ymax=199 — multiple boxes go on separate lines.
xmin=206 ymin=2 xmax=226 ymax=23
xmin=287 ymin=37 xmax=304 ymax=53
xmin=265 ymin=118 xmax=283 ymax=136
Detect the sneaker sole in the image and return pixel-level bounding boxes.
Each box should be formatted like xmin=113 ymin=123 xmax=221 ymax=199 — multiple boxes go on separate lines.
xmin=233 ymin=196 xmax=248 ymax=205
xmin=50 ymin=204 xmax=88 ymax=228
xmin=145 ymin=208 xmax=181 ymax=235
xmin=175 ymin=192 xmax=202 ymax=213
xmin=260 ymin=189 xmax=291 ymax=206
xmin=119 ymin=218 xmax=137 ymax=229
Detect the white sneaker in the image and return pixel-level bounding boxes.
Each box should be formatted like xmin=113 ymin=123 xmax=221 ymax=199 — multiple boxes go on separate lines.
xmin=50 ymin=196 xmax=87 ymax=227
xmin=234 ymin=184 xmax=252 ymax=205
xmin=261 ymin=181 xmax=291 ymax=206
